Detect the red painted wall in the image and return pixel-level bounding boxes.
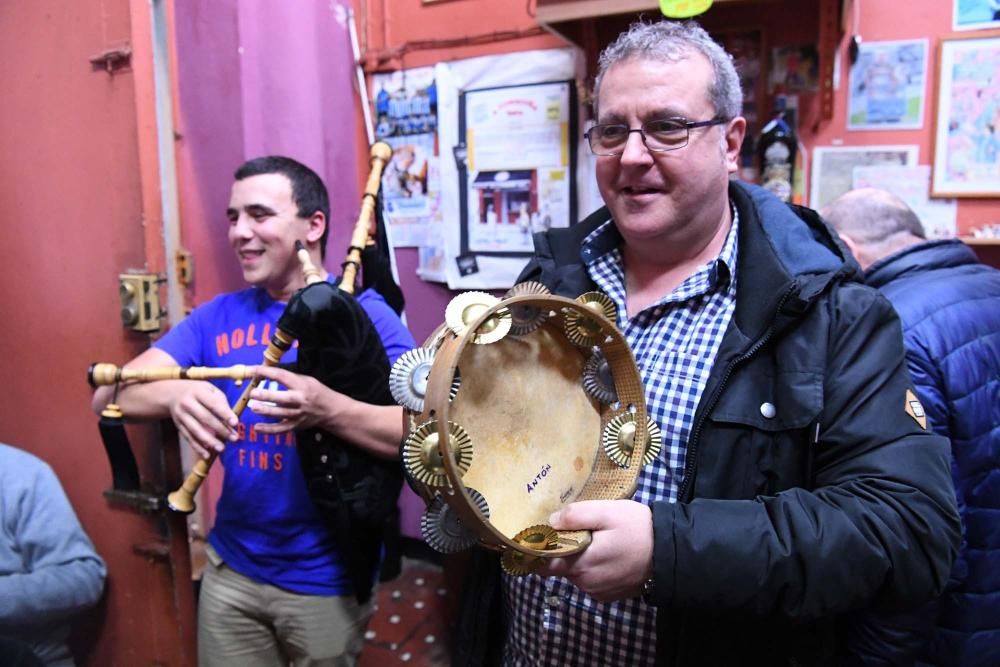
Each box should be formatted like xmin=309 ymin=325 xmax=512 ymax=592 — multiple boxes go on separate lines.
xmin=0 ymin=1 xmax=197 ymax=663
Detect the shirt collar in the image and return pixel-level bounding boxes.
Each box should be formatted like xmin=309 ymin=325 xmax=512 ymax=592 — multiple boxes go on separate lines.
xmin=581 ymin=201 xmax=739 ymax=293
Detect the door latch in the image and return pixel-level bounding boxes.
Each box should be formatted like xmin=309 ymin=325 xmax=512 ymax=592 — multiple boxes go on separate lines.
xmin=119 ymin=273 xmax=163 ymax=332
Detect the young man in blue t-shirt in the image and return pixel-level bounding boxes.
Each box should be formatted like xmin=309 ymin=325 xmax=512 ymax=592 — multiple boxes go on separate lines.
xmin=91 ymin=156 xmax=415 ymax=666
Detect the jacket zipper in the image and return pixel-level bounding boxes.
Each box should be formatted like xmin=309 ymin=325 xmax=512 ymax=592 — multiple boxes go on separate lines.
xmin=677 ymin=285 xmax=798 ymax=501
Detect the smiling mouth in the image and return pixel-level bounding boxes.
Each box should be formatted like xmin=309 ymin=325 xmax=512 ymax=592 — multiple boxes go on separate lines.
xmin=239 ymin=249 xmax=264 ymax=260
xmin=622 ymin=186 xmax=661 ymax=195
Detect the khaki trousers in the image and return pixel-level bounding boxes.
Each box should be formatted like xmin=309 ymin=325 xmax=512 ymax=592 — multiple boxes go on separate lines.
xmin=198 ymin=546 xmax=372 ymax=667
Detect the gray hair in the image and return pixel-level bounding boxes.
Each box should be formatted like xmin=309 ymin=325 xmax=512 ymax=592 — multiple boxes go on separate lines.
xmin=821 ymin=188 xmax=926 ymax=243
xmin=593 ymin=20 xmax=743 ymax=121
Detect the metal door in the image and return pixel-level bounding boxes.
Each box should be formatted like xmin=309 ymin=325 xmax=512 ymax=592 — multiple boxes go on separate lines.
xmin=0 ymin=0 xmax=196 ymax=664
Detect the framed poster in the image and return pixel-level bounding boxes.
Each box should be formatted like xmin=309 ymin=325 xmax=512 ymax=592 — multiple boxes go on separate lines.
xmin=458 ymin=80 xmax=577 ymax=257
xmin=953 ymin=0 xmax=1000 ymax=31
xmin=847 ymin=39 xmax=928 ymax=130
xmin=931 ymin=33 xmax=1000 ymax=197
xmin=768 ymin=45 xmax=820 ymax=94
xmin=809 ymin=145 xmax=919 ymax=209
xmin=853 ymin=165 xmax=958 ymax=239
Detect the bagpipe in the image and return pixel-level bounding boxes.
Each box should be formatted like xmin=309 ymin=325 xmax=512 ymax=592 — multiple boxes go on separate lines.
xmin=90 ymin=142 xmax=403 ymax=602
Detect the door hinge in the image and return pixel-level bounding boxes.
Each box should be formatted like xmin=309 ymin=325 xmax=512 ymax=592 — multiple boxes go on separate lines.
xmin=89 ymin=45 xmax=132 ymax=74
xmin=176 ymin=249 xmax=194 ymax=289
xmin=104 ymin=488 xmax=167 ymax=515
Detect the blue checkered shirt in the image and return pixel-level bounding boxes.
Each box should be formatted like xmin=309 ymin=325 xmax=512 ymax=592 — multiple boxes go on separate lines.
xmin=501 ymin=205 xmax=740 ymax=666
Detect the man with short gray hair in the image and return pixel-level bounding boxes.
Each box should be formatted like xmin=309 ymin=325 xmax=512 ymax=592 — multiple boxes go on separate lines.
xmin=823 ymin=187 xmax=1000 ymax=666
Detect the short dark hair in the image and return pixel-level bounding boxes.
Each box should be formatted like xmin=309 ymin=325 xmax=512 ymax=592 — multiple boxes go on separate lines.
xmin=234 ymin=156 xmax=331 ymax=259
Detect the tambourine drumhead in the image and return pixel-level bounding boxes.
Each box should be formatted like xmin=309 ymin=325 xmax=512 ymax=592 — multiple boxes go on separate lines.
xmin=396 ymin=290 xmax=656 ymax=567
xmin=444 ymin=320 xmax=602 ymax=541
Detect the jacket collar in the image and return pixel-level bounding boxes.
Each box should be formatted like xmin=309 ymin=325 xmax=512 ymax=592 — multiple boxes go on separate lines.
xmin=864 ymin=239 xmax=979 ymax=289
xmin=727 ymin=181 xmax=852 ymax=340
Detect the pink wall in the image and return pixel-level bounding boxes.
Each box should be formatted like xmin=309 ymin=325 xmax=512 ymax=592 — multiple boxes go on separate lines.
xmin=175 ymin=0 xmax=361 ymax=307
xmin=173 ymin=0 xmax=362 ymax=530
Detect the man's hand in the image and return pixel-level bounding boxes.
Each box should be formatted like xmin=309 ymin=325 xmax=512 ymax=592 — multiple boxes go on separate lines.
xmin=537 ymin=499 xmax=654 ymax=602
xmin=248 ymin=365 xmax=345 ymax=434
xmin=167 ymin=383 xmax=238 ymax=459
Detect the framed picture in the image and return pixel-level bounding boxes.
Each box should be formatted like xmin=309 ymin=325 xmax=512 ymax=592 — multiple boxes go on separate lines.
xmin=931 ymin=32 xmax=1000 ymax=197
xmin=953 ymin=0 xmax=1000 ymax=31
xmin=810 ymin=145 xmax=919 ymax=209
xmin=847 ymin=39 xmax=928 ymax=130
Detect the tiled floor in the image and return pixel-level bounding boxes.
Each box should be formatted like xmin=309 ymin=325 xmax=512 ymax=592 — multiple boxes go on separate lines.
xmin=358 ymin=557 xmax=452 ymax=666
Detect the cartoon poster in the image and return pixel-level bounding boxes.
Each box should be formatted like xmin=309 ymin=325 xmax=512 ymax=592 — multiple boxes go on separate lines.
xmin=931 ymin=35 xmax=1000 ymax=196
xmin=847 ymin=39 xmax=928 ymax=130
xmin=372 ymin=67 xmax=440 ymax=247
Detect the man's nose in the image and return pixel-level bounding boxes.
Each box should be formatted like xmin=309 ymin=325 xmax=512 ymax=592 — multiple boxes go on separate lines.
xmin=231 ymin=214 xmax=254 ymax=238
xmin=619 ymin=130 xmax=653 ymax=164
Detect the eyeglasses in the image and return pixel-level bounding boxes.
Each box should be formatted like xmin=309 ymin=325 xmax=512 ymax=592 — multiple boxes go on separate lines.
xmin=584 ymin=117 xmax=728 ymax=156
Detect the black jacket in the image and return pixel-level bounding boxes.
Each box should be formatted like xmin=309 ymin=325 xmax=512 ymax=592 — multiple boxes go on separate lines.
xmin=452 ymin=181 xmax=961 ymax=666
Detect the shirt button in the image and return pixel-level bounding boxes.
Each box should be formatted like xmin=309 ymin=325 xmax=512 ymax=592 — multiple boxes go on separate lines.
xmin=320 ymin=454 xmax=328 ymax=464
xmin=760 ymin=402 xmax=776 ymax=419
xmin=545 ymin=596 xmax=562 ymax=607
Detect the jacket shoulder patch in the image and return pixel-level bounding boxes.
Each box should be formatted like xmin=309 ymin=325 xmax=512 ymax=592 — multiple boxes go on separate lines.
xmin=905 ymin=389 xmax=927 ymax=430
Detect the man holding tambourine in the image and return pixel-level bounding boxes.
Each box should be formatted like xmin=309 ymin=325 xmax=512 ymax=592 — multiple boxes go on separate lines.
xmin=451 ymin=20 xmax=960 ymax=667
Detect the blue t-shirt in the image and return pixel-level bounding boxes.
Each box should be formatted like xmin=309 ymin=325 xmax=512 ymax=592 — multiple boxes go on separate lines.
xmin=155 ymin=284 xmax=415 ymax=595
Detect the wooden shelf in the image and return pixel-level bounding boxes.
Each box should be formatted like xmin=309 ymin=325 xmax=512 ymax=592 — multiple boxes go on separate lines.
xmin=960 ymin=237 xmax=1000 ymax=246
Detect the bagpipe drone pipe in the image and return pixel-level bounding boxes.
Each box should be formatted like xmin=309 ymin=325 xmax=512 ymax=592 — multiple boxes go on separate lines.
xmin=286 ymin=146 xmax=405 ymax=600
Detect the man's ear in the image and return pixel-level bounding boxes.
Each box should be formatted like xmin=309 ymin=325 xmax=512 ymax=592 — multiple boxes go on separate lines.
xmin=305 ymin=211 xmax=326 ymax=245
xmin=836 ymin=232 xmax=872 ymax=269
xmin=838 ymin=232 xmax=860 ymax=258
xmin=723 ymin=117 xmax=747 ymax=174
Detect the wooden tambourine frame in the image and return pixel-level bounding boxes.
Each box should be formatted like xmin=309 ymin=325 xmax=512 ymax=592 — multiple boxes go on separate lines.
xmin=408 ymin=293 xmax=651 ymax=564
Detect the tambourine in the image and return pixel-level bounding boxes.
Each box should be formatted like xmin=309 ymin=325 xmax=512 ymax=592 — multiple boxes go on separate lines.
xmin=389 ymin=282 xmax=661 ymax=576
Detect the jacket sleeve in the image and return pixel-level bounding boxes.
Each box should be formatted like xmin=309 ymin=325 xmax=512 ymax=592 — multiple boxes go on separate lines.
xmin=900 ymin=330 xmax=951 ymax=441
xmin=0 ymin=459 xmax=107 ymax=626
xmin=649 ymin=286 xmax=961 ymax=619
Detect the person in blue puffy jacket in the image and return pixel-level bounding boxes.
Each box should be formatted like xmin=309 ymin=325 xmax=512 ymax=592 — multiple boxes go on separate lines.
xmin=824 ymin=187 xmax=1000 ymax=667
